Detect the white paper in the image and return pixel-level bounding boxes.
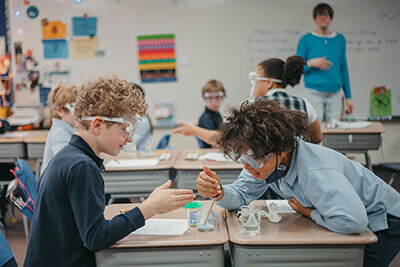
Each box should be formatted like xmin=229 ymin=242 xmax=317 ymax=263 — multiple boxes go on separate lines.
xmin=105 ymin=159 xmax=159 ymax=168
xmin=0 ymin=131 xmax=29 ymax=138
xmin=198 ymin=152 xmax=233 ymax=162
xmin=266 ymin=200 xmax=296 ymax=213
xmin=332 ymin=119 xmax=371 ymax=129
xmin=131 ymin=219 xmax=188 ymax=235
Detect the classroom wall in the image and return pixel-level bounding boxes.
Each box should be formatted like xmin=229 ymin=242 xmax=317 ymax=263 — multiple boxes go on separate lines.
xmin=8 ymin=0 xmax=400 ymax=162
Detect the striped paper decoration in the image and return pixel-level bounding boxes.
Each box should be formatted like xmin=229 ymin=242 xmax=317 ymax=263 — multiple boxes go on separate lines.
xmin=138 ymin=34 xmax=176 ymax=83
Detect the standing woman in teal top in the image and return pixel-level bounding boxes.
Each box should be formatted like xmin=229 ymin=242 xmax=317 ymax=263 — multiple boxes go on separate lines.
xmin=297 ymin=3 xmax=353 ymax=122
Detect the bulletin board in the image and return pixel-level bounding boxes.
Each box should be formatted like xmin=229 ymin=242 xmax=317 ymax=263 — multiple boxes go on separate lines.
xmin=8 ymin=0 xmax=400 ymax=120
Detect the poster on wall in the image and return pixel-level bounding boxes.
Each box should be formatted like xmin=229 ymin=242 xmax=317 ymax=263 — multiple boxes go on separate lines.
xmin=43 ymin=39 xmax=68 ymax=59
xmin=71 ymin=37 xmax=98 ymax=58
xmin=42 ymin=20 xmax=67 ymax=40
xmin=137 ymin=34 xmax=176 ymax=83
xmin=72 ymin=17 xmax=97 ymax=37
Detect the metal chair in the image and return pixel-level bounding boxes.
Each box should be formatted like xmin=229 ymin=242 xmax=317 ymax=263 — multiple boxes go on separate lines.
xmin=378 ymin=162 xmax=400 ymax=186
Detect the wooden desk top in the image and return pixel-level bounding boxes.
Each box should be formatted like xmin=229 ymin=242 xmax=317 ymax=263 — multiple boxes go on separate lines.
xmin=102 ymin=150 xmax=180 ymax=171
xmin=321 ymin=121 xmax=385 ymax=134
xmin=173 ymin=149 xmax=243 ymax=170
xmin=23 ymin=130 xmax=49 ymax=143
xmin=104 ymin=201 xmax=229 ymax=248
xmin=228 ymin=200 xmax=377 ymax=245
xmin=0 ymin=130 xmax=49 ymax=143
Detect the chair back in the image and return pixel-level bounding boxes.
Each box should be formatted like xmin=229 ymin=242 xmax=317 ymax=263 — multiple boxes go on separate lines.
xmin=156 ymin=134 xmax=172 ymax=150
xmin=7 ymin=159 xmax=38 ymax=220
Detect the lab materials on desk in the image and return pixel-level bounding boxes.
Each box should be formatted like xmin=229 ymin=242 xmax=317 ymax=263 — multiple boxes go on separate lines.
xmin=266 ymin=199 xmax=296 ymax=213
xmin=198 ymin=152 xmax=232 ymax=162
xmin=158 ymin=152 xmax=172 ymax=161
xmin=331 ymin=119 xmax=371 ymax=129
xmin=185 ymin=153 xmax=198 ymax=161
xmin=131 ymin=219 xmax=188 ymax=236
xmin=105 ymin=158 xmax=159 ymax=168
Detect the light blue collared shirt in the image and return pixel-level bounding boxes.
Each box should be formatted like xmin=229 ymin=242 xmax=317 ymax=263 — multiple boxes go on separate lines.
xmin=217 ymin=138 xmax=400 ymax=234
xmin=41 ymin=118 xmax=75 ymax=175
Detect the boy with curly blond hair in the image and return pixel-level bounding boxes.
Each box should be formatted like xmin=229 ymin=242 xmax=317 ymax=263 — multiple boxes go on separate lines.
xmin=41 ymin=83 xmax=79 ymax=174
xmin=24 ymin=75 xmax=195 ymax=267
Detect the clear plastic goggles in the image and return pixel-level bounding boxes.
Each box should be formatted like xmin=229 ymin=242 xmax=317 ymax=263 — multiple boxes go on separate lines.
xmin=238 ymin=150 xmax=273 ymax=170
xmin=81 ymin=114 xmax=142 ymax=139
xmin=248 ymin=71 xmax=283 ymax=85
xmin=203 ymin=92 xmax=224 ymax=103
xmin=63 ymin=103 xmax=75 ymax=114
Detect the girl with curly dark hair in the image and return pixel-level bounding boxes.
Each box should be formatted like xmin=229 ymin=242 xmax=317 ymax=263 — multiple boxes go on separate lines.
xmin=197 ymin=98 xmax=400 ymax=267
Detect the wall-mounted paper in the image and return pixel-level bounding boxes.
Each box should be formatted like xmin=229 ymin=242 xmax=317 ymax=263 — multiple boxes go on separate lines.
xmin=137 ymin=34 xmax=177 ymax=83
xmin=42 ymin=21 xmax=67 ymax=40
xmin=72 ymin=17 xmax=97 ymax=37
xmin=72 ymin=38 xmax=98 ymax=58
xmin=43 ymin=40 xmax=68 ymax=59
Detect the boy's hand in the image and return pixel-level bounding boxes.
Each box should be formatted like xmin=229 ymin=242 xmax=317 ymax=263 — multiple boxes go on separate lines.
xmin=171 ymin=122 xmax=197 ymax=136
xmin=196 ymin=166 xmax=223 ymax=200
xmin=139 ymin=180 xmax=195 ymax=219
xmin=288 ymin=197 xmax=314 ymax=219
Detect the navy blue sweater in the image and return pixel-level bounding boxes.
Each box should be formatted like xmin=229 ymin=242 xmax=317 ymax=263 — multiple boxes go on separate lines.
xmin=198 ymin=107 xmax=222 ymax=148
xmin=24 ymin=135 xmax=145 ymax=267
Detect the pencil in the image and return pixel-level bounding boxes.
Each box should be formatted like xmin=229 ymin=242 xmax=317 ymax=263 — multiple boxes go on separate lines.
xmin=203 ymin=198 xmax=216 ymax=226
xmin=222 ymin=208 xmax=227 ymax=220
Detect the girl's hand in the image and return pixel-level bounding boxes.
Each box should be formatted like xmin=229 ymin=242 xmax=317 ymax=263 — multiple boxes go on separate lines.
xmin=288 ymin=197 xmax=314 ymax=218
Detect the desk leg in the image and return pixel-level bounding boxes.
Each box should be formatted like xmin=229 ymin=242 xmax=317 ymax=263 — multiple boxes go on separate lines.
xmin=365 ymin=153 xmax=372 ymax=170
xmin=35 ymin=159 xmax=42 ymax=181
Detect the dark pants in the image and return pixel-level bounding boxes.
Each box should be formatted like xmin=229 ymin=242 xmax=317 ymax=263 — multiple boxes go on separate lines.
xmin=364 ymin=214 xmax=400 ymax=267
xmin=0 ymin=163 xmax=15 ymax=228
xmin=3 ymin=257 xmax=17 ymax=267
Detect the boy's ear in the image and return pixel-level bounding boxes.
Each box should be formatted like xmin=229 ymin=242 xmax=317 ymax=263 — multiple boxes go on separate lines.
xmin=55 ymin=106 xmax=64 ymax=118
xmin=90 ymin=117 xmax=103 ymax=136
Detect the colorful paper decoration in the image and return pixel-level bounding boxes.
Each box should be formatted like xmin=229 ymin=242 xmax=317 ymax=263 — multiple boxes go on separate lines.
xmin=42 ymin=20 xmax=67 ymax=40
xmin=137 ymin=34 xmax=176 ymax=83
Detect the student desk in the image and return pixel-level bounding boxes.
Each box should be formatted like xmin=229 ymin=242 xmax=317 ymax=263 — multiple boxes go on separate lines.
xmin=96 ymin=201 xmax=229 ymax=267
xmin=322 ymin=122 xmax=385 ymax=170
xmin=173 ymin=149 xmax=243 ymax=191
xmin=0 ymin=132 xmax=27 ymax=163
xmin=23 ymin=130 xmax=49 ymax=179
xmin=102 ymin=151 xmax=179 ymax=202
xmin=227 ymin=200 xmax=377 ymax=267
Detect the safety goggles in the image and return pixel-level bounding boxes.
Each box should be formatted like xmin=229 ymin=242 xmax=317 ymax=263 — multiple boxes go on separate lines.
xmin=81 ymin=114 xmax=142 ymax=139
xmin=203 ymin=92 xmax=224 ymax=103
xmin=248 ymin=71 xmax=283 ymax=85
xmin=227 ymin=149 xmax=272 ymax=170
xmin=63 ymin=103 xmax=75 ymax=114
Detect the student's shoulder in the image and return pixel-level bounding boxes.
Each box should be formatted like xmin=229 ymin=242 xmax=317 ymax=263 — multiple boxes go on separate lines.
xmin=295 ymin=140 xmax=342 ymax=175
xmin=334 ymin=32 xmax=346 ymax=41
xmin=299 ymin=32 xmax=313 ymax=40
xmin=53 ymin=144 xmax=98 ymax=169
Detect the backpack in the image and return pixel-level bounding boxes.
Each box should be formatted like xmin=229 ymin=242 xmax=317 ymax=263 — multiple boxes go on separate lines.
xmin=6 ymin=159 xmax=38 ymax=220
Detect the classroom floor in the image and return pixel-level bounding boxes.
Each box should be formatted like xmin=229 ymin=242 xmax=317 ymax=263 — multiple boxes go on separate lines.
xmin=3 ymin=165 xmax=400 ymax=266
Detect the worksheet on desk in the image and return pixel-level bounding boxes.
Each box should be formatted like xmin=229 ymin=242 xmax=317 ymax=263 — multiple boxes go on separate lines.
xmin=266 ymin=200 xmax=296 ymax=213
xmin=131 ymin=219 xmax=188 ymax=235
xmin=105 ymin=159 xmax=159 ymax=168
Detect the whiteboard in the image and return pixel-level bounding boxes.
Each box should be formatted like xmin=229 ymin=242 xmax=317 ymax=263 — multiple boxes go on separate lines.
xmin=9 ymin=0 xmax=400 ymax=120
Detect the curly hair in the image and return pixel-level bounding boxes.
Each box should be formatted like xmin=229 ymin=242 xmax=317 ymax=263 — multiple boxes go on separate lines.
xmin=48 ymin=84 xmax=80 ymax=119
xmin=215 ymin=99 xmax=312 ymax=160
xmin=258 ymin=55 xmax=305 ymax=88
xmin=74 ymin=75 xmax=148 ymax=130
